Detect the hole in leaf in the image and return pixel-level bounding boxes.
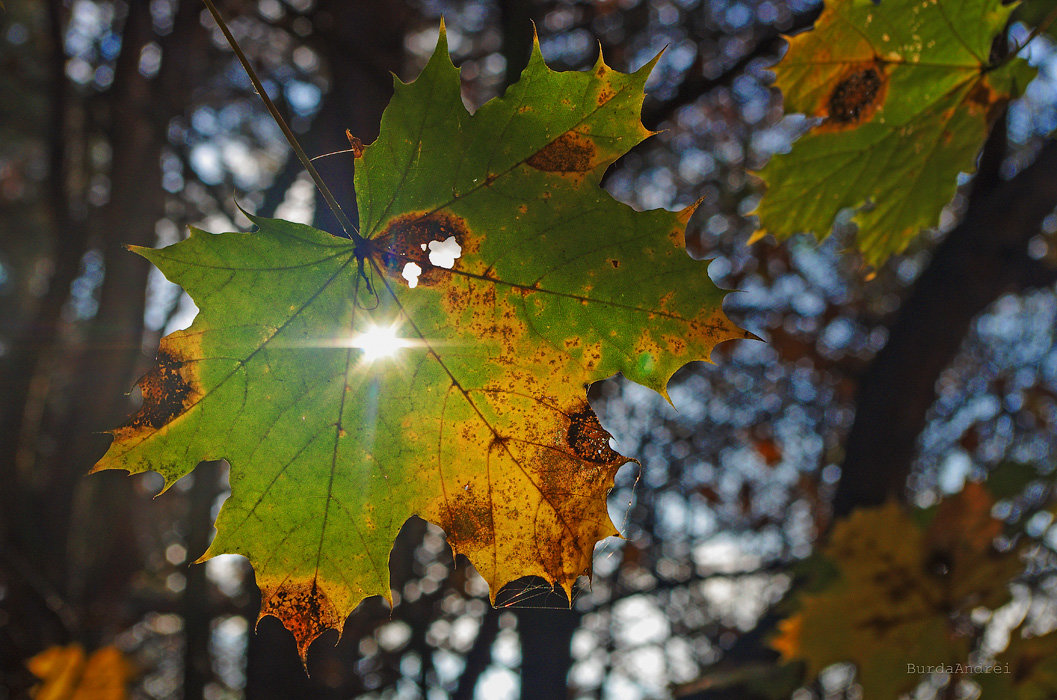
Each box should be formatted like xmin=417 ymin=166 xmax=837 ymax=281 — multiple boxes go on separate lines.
xmin=427 ymin=236 xmax=462 ymax=269
xmin=401 ymin=262 xmax=423 ymax=288
xmin=380 ymin=211 xmax=470 ymax=287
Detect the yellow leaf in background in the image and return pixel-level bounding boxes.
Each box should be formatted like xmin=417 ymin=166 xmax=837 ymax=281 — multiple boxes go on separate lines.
xmin=772 ymin=489 xmax=1023 ymax=696
xmin=771 ymin=613 xmax=802 ymax=663
xmin=772 ymin=502 xmax=965 ymax=697
xmin=27 ymin=644 xmax=133 ymax=700
xmin=26 ymin=645 xmax=85 ymax=700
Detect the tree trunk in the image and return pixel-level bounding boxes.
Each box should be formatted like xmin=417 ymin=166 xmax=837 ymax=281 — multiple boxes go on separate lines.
xmin=516 ymin=603 xmax=581 ymax=700
xmin=834 ymin=140 xmax=1057 ymax=516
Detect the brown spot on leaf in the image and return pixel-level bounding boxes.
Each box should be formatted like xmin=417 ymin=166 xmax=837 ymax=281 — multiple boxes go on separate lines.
xmin=967 ymin=80 xmax=995 ymax=109
xmin=527 ymin=132 xmax=596 ymax=173
xmin=967 ymin=78 xmax=1002 ymax=120
xmin=259 ymin=580 xmax=341 ymax=662
xmin=861 ymin=612 xmax=901 ymax=636
xmin=125 ymin=348 xmax=197 ymax=430
xmin=440 ymin=495 xmax=495 ymax=549
xmin=597 ymin=88 xmax=614 ymax=105
xmin=376 ymin=211 xmax=470 ymax=286
xmin=514 ymin=400 xmax=630 ymax=584
xmin=662 ymin=333 xmax=687 ymax=356
xmin=566 ymin=406 xmax=621 ymax=464
xmin=823 ymin=63 xmax=887 ymax=129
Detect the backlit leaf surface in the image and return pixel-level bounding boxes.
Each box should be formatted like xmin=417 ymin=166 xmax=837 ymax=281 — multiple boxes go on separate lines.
xmin=94 ymin=28 xmax=748 ymax=657
xmin=753 ymin=0 xmax=1036 ymax=267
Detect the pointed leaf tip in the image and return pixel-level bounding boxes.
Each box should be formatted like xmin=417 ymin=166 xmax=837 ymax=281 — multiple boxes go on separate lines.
xmin=677 ymin=197 xmax=705 ymax=224
xmin=639 ymin=45 xmax=666 ymax=77
xmin=746 ymin=229 xmax=768 ymax=246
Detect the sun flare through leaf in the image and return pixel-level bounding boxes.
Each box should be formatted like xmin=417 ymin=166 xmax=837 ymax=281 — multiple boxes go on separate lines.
xmin=348 ymin=323 xmax=413 ymax=363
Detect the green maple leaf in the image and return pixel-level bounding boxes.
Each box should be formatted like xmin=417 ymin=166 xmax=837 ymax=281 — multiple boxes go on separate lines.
xmin=752 ymin=0 xmax=1037 ymax=267
xmin=94 ymin=27 xmax=749 ymax=657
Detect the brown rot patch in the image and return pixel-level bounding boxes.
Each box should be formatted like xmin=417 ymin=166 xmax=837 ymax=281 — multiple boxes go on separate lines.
xmin=125 ymin=348 xmax=197 ymax=430
xmin=260 ymin=581 xmax=340 ymax=660
xmin=527 ymin=132 xmax=596 ymax=173
xmin=966 ymin=78 xmax=1002 ymax=120
xmin=440 ymin=496 xmax=495 ymax=549
xmin=376 ymin=211 xmax=470 ymax=287
xmin=823 ymin=63 xmax=887 ymax=129
xmin=566 ymin=406 xmax=622 ymax=464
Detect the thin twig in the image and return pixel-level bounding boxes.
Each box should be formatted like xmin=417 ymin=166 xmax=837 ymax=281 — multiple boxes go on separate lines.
xmin=1009 ymin=4 xmax=1057 ymax=61
xmin=310 ymin=148 xmax=357 ymax=162
xmin=200 ymin=0 xmax=362 ymax=243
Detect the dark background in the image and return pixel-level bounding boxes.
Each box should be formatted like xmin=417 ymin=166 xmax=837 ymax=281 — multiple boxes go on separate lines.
xmin=2 ymin=0 xmax=1056 ymax=697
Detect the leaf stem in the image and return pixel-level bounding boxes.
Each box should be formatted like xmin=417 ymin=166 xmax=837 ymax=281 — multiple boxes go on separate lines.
xmin=200 ymin=0 xmax=363 ymax=243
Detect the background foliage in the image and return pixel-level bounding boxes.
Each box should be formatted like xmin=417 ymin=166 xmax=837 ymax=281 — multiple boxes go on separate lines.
xmin=2 ymin=0 xmax=1057 ymax=698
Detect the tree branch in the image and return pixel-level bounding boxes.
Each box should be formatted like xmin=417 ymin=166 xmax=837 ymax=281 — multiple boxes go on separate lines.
xmin=641 ymin=7 xmax=821 ymax=130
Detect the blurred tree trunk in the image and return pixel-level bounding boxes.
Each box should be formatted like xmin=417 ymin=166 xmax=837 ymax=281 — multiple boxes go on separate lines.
xmin=0 ymin=0 xmax=206 ymax=676
xmin=183 ymin=462 xmax=226 ymax=700
xmin=834 ymin=138 xmax=1057 ymax=517
xmin=0 ymin=0 xmax=86 ymax=583
xmin=516 ymin=604 xmax=580 ymax=700
xmin=307 ymin=0 xmax=410 ymax=235
xmin=58 ymin=0 xmax=205 ymax=633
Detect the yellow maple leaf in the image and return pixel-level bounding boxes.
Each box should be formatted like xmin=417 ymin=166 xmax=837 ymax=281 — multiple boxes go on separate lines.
xmin=773 ymin=491 xmax=1022 ymax=696
xmin=26 ymin=644 xmax=133 ymax=700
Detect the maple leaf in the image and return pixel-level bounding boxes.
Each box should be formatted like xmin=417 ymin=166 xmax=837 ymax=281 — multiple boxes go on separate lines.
xmin=752 ymin=0 xmax=1037 ymax=267
xmin=772 ymin=487 xmax=1022 ymax=696
xmin=93 ymin=27 xmax=749 ymax=658
xmin=26 ymin=644 xmax=133 ymax=700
